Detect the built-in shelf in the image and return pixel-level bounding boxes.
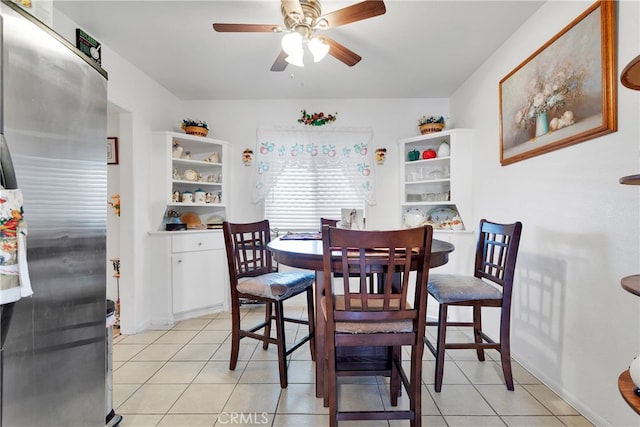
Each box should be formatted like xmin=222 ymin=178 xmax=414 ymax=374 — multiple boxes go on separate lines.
xmin=618 ymin=173 xmax=640 ymax=414
xmin=621 ymin=54 xmax=640 ymax=91
xmin=618 ymin=370 xmax=640 ymax=415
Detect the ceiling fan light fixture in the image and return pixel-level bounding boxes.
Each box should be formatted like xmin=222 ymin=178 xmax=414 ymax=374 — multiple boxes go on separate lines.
xmin=308 ymin=36 xmax=330 ymax=62
xmin=285 ymin=51 xmax=304 ymax=67
xmin=281 ymin=31 xmax=303 ymax=56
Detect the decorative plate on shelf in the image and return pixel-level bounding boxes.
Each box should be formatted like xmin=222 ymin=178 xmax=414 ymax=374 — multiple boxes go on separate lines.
xmin=183 ymin=169 xmax=200 ymax=181
xmin=426 ymin=207 xmax=464 ymax=230
xmin=206 ymin=215 xmax=225 ymax=225
xmin=403 ymin=208 xmax=426 ymax=228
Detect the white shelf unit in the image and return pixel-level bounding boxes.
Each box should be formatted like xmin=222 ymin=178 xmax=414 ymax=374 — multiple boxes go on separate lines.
xmin=399 ymin=129 xmax=473 ymax=232
xmin=148 ymin=131 xmax=231 ymax=324
xmin=152 ymin=131 xmax=229 ymax=228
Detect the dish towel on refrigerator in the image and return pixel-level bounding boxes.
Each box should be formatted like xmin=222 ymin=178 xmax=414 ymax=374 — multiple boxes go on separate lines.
xmin=0 ymin=187 xmax=32 ymax=304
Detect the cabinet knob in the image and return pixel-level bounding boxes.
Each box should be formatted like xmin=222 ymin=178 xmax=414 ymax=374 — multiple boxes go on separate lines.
xmin=198 ymin=242 xmax=203 ymax=246
xmin=177 ymin=259 xmax=182 ymax=264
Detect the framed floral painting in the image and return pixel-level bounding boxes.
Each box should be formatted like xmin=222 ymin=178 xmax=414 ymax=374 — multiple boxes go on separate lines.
xmin=499 ymin=0 xmax=616 ymax=166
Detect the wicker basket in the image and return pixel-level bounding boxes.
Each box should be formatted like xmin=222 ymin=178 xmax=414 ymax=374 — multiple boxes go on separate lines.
xmin=419 ymin=123 xmax=444 ymax=135
xmin=184 ymin=126 xmax=208 ymax=137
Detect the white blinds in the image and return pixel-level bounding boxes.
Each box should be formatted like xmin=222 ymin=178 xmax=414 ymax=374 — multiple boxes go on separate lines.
xmin=264 ymin=165 xmax=363 ymax=232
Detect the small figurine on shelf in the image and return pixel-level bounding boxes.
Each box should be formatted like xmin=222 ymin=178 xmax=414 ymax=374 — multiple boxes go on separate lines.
xmin=172 ymin=168 xmax=181 ymax=180
xmin=183 ymin=151 xmax=191 ymax=160
xmin=172 ymin=140 xmax=183 ymax=158
xmin=204 ymin=152 xmax=220 ymax=163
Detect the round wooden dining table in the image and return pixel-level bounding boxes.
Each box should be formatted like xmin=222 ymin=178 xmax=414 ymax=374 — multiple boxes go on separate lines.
xmin=268 ymin=236 xmax=455 ymax=398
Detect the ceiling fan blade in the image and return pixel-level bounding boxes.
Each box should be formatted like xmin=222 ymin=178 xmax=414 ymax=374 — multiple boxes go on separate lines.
xmin=270 ymin=50 xmax=289 ymax=72
xmin=212 ymin=23 xmax=284 ymax=32
xmin=317 ymin=35 xmax=361 ymax=67
xmin=281 ymin=0 xmax=303 ymax=21
xmin=318 ymin=1 xmax=386 ymax=29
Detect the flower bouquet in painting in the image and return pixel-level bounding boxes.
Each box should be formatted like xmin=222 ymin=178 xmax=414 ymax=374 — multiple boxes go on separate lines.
xmin=513 ymin=62 xmax=588 ymax=139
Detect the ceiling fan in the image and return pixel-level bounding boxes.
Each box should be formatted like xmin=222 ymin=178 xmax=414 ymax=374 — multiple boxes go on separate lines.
xmin=213 ymin=0 xmax=386 ymax=71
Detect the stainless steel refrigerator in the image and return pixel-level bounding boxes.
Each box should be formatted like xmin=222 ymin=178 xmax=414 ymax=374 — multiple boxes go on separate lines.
xmin=0 ymin=2 xmax=108 ymax=426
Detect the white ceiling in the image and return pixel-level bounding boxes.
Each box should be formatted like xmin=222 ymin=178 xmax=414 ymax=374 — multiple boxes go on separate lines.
xmin=54 ymin=0 xmax=544 ymax=100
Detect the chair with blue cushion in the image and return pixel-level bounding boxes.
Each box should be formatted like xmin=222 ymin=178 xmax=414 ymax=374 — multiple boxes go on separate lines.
xmin=222 ymin=219 xmax=315 ymax=388
xmin=425 ymin=219 xmax=522 ymax=392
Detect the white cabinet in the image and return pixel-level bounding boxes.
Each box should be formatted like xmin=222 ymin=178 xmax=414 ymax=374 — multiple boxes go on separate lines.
xmin=151 ymin=131 xmax=229 ymax=229
xmin=398 ymin=129 xmax=473 ymax=232
xmin=171 ymin=233 xmax=228 ymax=316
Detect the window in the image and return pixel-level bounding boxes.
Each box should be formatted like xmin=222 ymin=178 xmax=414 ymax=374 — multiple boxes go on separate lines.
xmin=254 ymin=127 xmax=375 ymax=231
xmin=264 ymin=165 xmax=364 ymax=232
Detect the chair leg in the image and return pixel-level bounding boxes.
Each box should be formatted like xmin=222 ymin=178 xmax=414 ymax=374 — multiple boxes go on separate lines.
xmin=410 ymin=341 xmax=423 ymax=427
xmin=434 ymin=303 xmax=448 ymax=392
xmin=229 ymin=307 xmax=241 ymax=371
xmin=473 ymin=304 xmax=485 ymax=361
xmin=500 ymin=314 xmax=514 ymax=390
xmin=327 ymin=336 xmax=338 ymax=427
xmin=306 ymin=287 xmax=316 ymax=361
xmin=274 ymin=300 xmax=288 ymax=388
xmin=263 ymin=302 xmax=273 ymax=350
xmin=390 ymin=346 xmax=401 ymax=406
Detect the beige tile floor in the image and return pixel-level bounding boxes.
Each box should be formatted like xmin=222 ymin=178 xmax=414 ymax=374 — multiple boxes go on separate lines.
xmin=112 ymin=295 xmax=594 ymax=427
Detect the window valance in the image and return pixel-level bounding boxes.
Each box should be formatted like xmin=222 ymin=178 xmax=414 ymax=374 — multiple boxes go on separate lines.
xmin=252 ymin=127 xmax=376 ymax=205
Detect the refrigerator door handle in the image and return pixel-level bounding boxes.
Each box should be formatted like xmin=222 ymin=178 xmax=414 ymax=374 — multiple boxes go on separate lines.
xmin=0 ymin=134 xmax=18 ymax=190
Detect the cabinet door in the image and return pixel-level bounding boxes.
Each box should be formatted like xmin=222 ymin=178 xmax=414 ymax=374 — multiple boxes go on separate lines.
xmin=171 ymin=249 xmax=227 ymax=315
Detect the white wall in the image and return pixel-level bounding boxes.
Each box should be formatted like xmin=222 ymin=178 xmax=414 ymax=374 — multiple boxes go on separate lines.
xmin=451 ymin=1 xmax=640 ymax=425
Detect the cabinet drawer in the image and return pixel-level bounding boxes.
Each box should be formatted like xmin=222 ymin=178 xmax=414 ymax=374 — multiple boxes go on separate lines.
xmin=172 ymin=232 xmax=224 ymax=253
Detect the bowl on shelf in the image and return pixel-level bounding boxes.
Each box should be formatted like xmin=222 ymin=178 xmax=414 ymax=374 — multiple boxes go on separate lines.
xmin=403 ymin=208 xmax=426 ymax=227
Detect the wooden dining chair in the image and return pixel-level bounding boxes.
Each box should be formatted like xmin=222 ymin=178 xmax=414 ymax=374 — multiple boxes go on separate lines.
xmin=222 ymin=219 xmax=315 ymax=388
xmin=425 ymin=219 xmax=523 ymax=392
xmin=321 ymin=224 xmax=433 ymax=427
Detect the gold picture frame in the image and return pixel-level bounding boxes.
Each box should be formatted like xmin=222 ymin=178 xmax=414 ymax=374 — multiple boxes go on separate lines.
xmin=499 ymin=0 xmax=616 ymax=166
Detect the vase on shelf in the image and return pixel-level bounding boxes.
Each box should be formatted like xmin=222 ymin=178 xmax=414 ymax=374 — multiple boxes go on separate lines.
xmin=535 ymin=111 xmax=549 ymax=137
